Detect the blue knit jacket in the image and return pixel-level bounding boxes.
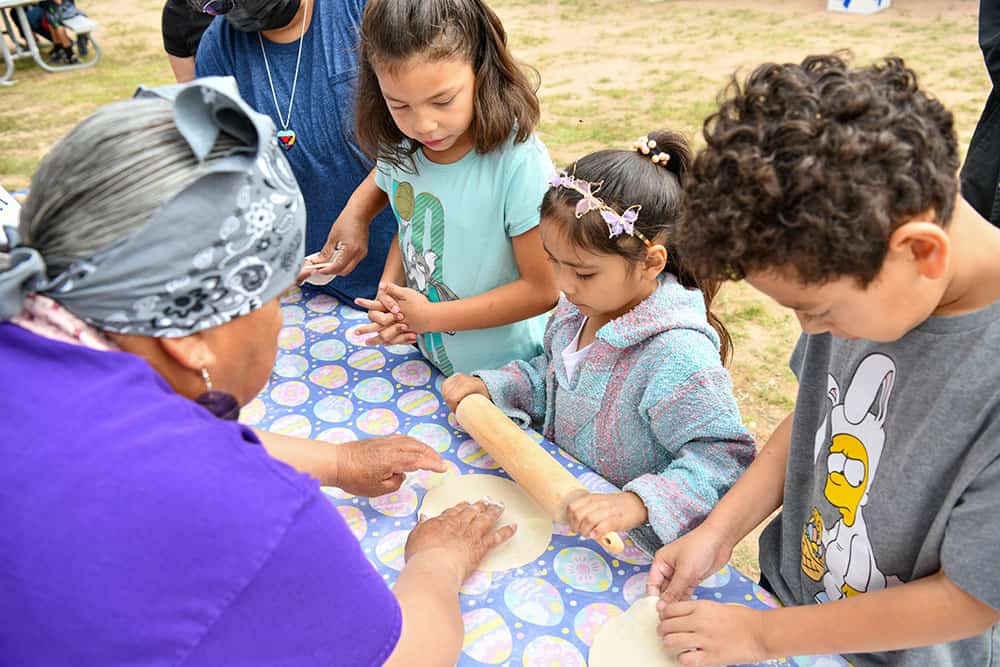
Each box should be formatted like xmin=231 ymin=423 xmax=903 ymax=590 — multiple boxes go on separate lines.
xmin=474 ymin=274 xmax=755 ymax=553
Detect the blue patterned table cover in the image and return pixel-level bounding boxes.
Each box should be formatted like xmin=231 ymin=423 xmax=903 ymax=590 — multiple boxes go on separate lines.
xmin=243 ymin=287 xmax=849 ymax=667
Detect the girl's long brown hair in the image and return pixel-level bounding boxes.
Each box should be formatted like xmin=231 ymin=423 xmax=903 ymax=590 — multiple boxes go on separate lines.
xmin=356 ymin=0 xmax=540 ymax=173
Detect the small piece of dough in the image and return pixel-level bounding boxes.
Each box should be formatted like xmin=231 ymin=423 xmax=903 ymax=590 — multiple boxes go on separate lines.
xmin=589 ymin=596 xmax=680 ymax=667
xmin=303 ymin=252 xmax=335 ymax=286
xmin=419 ymin=474 xmax=552 ymax=572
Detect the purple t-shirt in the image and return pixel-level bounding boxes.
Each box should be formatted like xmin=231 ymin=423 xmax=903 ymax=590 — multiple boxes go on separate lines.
xmin=0 ymin=322 xmax=401 ymax=665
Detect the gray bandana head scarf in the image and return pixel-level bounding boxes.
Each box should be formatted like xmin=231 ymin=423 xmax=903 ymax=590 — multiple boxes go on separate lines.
xmin=0 ymin=77 xmax=305 ymax=337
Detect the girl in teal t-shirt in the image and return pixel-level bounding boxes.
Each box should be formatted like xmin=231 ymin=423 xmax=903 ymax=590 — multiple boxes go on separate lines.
xmin=311 ymin=0 xmax=558 ymax=375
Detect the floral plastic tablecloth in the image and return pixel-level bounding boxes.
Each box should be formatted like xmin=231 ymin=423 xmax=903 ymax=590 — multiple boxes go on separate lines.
xmin=242 ymin=286 xmax=849 ymax=667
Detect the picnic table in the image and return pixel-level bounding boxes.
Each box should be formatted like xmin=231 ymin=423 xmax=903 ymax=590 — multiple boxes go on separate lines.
xmin=247 ymin=285 xmax=850 ymax=667
xmin=0 ymin=0 xmax=99 ymax=85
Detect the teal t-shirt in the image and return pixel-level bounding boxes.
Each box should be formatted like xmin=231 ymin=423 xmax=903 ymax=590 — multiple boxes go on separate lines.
xmin=374 ymin=133 xmax=552 ymax=375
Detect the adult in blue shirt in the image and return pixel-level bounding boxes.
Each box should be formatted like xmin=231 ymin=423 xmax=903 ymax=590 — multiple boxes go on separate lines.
xmin=195 ymin=0 xmax=395 ymax=303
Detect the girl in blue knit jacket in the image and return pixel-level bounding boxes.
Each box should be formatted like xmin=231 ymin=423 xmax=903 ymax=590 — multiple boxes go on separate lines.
xmin=442 ymin=131 xmax=755 ymax=554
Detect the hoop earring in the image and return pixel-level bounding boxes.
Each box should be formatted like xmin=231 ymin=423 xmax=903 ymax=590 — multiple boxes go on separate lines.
xmin=195 ymin=367 xmax=241 ymax=421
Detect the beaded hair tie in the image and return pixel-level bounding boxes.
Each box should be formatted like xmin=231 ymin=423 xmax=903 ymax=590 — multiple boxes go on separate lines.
xmin=548 ymin=171 xmax=651 ymax=247
xmin=633 ymin=136 xmax=671 ymax=166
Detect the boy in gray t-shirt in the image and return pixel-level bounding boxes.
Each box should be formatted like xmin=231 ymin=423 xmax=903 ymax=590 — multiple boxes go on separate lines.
xmin=645 ymin=54 xmax=1000 ymax=666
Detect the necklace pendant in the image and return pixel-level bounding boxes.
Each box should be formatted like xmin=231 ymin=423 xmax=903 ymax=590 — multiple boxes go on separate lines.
xmin=277 ymin=129 xmax=297 ymax=150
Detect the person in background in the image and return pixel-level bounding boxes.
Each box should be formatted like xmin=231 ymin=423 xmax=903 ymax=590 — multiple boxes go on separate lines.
xmin=195 ymin=0 xmax=397 ymax=305
xmin=960 ymin=0 xmax=1000 ymax=227
xmin=0 ymin=77 xmax=513 ymax=667
xmin=162 ymin=0 xmax=213 ymax=83
xmin=24 ymin=0 xmax=83 ymax=63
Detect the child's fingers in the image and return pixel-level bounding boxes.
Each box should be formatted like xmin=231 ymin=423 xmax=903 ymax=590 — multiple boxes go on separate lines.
xmin=366 ymin=309 xmax=396 ymax=327
xmin=658 ymin=600 xmax=699 ymax=623
xmin=355 ymin=296 xmax=387 ymax=312
xmin=383 ymin=333 xmax=418 ymax=346
xmin=589 ymin=518 xmax=619 ymax=541
xmin=375 ymin=323 xmax=411 ymax=344
xmin=355 ymin=322 xmax=382 ymax=336
xmin=661 ymin=631 xmax=703 ymax=655
xmin=376 ymin=284 xmax=403 ymax=315
xmin=388 ymin=333 xmax=418 ymax=346
xmin=381 ymin=282 xmax=410 ymax=301
xmin=363 ymin=333 xmax=384 ymax=346
xmin=572 ymin=507 xmax=602 ymax=541
xmin=646 ymin=557 xmax=675 ymax=597
xmin=663 ymin=566 xmax=701 ymax=605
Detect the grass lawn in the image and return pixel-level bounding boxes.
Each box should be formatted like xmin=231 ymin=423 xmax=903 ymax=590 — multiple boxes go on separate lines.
xmin=0 ymin=0 xmax=986 ymax=576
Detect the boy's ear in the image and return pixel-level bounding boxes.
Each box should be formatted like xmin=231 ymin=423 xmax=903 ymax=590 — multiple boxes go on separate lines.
xmin=888 ymin=220 xmax=949 ymax=280
xmin=644 ymin=244 xmax=668 ymax=277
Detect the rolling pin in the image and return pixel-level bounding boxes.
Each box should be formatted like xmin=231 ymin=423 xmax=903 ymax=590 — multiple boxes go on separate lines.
xmin=456 ymin=394 xmax=625 ymax=555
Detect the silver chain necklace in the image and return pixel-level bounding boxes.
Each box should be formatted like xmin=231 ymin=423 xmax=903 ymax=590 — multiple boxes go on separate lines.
xmin=257 ymin=0 xmax=308 ymax=151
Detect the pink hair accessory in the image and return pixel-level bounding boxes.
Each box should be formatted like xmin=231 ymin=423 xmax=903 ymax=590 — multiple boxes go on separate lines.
xmin=548 ymin=171 xmax=651 ymax=246
xmin=633 ymin=135 xmax=670 ymax=166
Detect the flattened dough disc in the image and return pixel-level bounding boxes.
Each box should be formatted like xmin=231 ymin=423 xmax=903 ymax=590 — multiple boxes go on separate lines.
xmin=589 ymin=596 xmax=680 ymax=667
xmin=419 ymin=474 xmax=552 ymax=572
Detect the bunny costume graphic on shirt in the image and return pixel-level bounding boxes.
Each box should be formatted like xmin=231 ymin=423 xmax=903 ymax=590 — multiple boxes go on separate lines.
xmin=389 ymin=179 xmax=459 ymax=376
xmin=801 ymin=353 xmax=896 ymax=602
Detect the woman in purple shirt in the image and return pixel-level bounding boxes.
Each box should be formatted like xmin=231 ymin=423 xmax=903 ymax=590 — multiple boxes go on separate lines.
xmin=0 ymin=78 xmax=513 ymax=666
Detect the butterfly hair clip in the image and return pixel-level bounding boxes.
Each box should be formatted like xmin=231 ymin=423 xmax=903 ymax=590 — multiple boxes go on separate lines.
xmin=549 ymin=171 xmax=651 ymax=246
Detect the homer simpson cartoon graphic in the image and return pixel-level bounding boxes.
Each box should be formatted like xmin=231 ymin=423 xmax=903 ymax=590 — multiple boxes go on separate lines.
xmin=801 ymin=353 xmax=895 ymax=602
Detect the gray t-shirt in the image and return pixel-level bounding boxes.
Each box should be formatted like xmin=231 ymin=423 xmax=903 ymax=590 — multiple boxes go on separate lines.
xmin=759 ymin=299 xmax=1000 ymax=666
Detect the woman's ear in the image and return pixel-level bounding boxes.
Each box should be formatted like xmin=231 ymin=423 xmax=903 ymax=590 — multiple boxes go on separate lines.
xmin=643 ymin=243 xmax=668 ymax=278
xmin=888 ymin=220 xmax=950 ymax=280
xmin=159 ymin=333 xmax=217 ymax=374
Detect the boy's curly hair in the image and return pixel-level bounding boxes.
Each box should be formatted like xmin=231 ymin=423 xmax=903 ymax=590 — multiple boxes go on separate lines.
xmin=676 ymin=54 xmax=959 ymax=286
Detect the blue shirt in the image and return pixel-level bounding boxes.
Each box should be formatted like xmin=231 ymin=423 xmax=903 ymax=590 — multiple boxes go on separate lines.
xmin=374 ymin=133 xmax=552 ymax=375
xmin=196 ymin=0 xmax=395 ymax=303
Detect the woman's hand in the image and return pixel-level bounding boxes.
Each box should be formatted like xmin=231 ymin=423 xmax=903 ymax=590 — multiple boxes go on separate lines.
xmin=646 ymin=523 xmax=734 ymax=602
xmin=441 ymin=373 xmax=491 ymax=412
xmin=405 ymin=500 xmax=517 ymax=586
xmin=657 ymin=600 xmax=768 ymax=667
xmin=333 ymin=435 xmax=445 ymax=497
xmin=565 ymin=491 xmax=648 ymax=542
xmin=314 ymin=212 xmax=370 ymax=277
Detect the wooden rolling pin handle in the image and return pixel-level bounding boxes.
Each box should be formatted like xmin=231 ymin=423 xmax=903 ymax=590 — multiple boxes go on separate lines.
xmin=456 ymin=394 xmax=625 ymax=555
xmin=599 ymin=530 xmax=626 ymax=553
xmin=561 ymin=488 xmax=626 ymax=555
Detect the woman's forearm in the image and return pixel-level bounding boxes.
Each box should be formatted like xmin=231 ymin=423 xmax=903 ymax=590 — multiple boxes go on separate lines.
xmin=384 ymin=551 xmax=465 ymax=667
xmin=252 ymin=428 xmax=337 ymax=485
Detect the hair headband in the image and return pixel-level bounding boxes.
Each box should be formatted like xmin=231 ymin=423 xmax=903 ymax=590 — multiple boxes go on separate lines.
xmin=0 ymin=77 xmax=305 ymax=337
xmin=548 ymin=171 xmax=652 ymax=247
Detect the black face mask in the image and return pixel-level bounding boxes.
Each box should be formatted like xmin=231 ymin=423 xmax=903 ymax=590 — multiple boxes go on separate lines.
xmin=225 ymin=0 xmax=300 ymax=32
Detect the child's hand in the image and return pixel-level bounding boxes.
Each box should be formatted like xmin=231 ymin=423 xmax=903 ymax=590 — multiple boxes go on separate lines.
xmin=565 ymin=491 xmax=648 ymax=542
xmin=646 ymin=523 xmax=734 ymax=603
xmin=657 ymin=599 xmax=768 ymax=666
xmin=441 ymin=373 xmax=491 ymax=412
xmin=354 ymin=296 xmax=417 ymax=346
xmin=376 ymin=282 xmax=437 ymax=334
